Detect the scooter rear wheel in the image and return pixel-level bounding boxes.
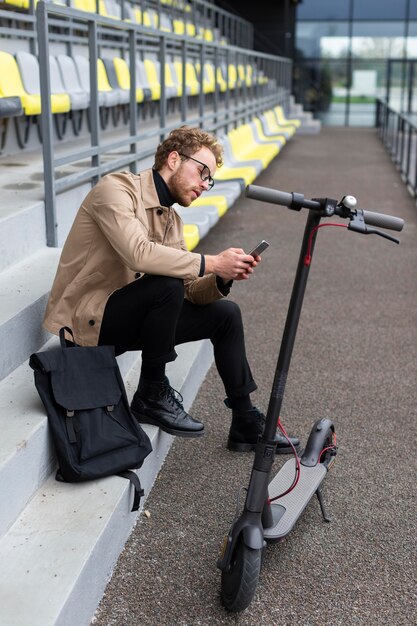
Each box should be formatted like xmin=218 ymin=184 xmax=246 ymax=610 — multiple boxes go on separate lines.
xmin=221 ymin=538 xmax=262 ymax=612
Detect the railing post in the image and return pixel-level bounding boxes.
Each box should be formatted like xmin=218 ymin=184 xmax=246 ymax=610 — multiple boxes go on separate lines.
xmin=88 ymin=18 xmax=100 ymax=185
xmin=129 ymin=27 xmax=138 ymax=174
xmin=37 ymin=1 xmax=57 ymax=247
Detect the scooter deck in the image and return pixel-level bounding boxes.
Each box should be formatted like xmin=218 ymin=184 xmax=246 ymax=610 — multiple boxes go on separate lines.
xmin=264 ymin=459 xmax=327 ymax=541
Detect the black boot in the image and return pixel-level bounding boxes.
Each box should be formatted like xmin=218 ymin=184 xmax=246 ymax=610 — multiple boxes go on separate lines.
xmin=227 ymin=406 xmax=300 ymax=454
xmin=131 ymin=378 xmax=204 ymax=438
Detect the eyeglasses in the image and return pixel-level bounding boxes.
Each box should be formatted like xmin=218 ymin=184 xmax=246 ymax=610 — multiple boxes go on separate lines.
xmin=178 ymin=152 xmax=215 ymax=189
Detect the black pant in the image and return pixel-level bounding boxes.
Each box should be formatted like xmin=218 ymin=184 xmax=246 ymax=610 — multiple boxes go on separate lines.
xmin=98 ymin=275 xmax=257 ymax=401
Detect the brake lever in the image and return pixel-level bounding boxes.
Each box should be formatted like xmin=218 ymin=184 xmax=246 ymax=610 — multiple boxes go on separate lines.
xmin=348 ymin=210 xmax=400 ymax=244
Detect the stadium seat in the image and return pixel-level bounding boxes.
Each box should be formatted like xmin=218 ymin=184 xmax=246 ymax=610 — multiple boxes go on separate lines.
xmin=70 ymin=0 xmax=96 ymax=13
xmin=101 ymin=0 xmax=121 ymax=19
xmin=141 ymin=58 xmax=161 ymax=101
xmin=263 ymin=108 xmax=296 ymax=139
xmin=73 ymin=55 xmax=120 ymax=129
xmin=102 ymin=57 xmax=130 ymax=105
xmin=219 ymin=131 xmax=265 ymax=173
xmin=15 ymin=50 xmax=71 ymax=141
xmin=173 ymin=60 xmax=199 ymax=97
xmin=191 ymin=194 xmax=228 ymax=218
xmin=159 ymin=12 xmax=173 ymax=33
xmin=111 ymin=57 xmax=146 ymax=103
xmin=228 ymin=123 xmax=279 ymax=169
xmin=250 ymin=116 xmax=286 ymax=147
xmin=174 ymin=203 xmax=219 ymax=229
xmin=173 ymin=206 xmax=211 ymax=239
xmin=0 ymin=50 xmax=41 ymax=117
xmin=15 ymin=51 xmax=70 ymax=114
xmin=50 ymin=54 xmax=89 ymax=136
xmin=183 ymin=224 xmax=200 ymax=251
xmin=56 ymin=55 xmax=90 ymax=112
xmin=274 ymin=104 xmax=301 ymax=129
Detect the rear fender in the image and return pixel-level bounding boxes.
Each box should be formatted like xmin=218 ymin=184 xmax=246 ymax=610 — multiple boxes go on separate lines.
xmin=301 ymin=418 xmax=335 ymax=467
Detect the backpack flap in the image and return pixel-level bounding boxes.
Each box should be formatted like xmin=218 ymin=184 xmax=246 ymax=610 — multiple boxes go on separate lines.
xmin=34 ymin=344 xmax=122 ymax=411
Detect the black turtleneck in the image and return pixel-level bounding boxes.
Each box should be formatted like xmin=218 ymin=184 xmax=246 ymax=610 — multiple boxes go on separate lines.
xmin=151 ymin=168 xmax=232 ymax=295
xmin=152 ymin=169 xmax=176 ymax=208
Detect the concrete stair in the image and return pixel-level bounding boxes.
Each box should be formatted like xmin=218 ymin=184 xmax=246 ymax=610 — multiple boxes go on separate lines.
xmin=0 ymin=93 xmax=312 ymax=624
xmin=289 ymin=96 xmax=322 ymax=134
xmin=0 ymin=195 xmax=215 ymax=626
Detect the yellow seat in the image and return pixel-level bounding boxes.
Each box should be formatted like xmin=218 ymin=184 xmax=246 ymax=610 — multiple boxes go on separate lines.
xmin=253 ymin=116 xmax=286 ymax=145
xmin=1 ymin=50 xmax=70 ymax=115
xmin=225 ymin=64 xmax=238 ymax=90
xmin=214 ymin=163 xmax=258 ymax=187
xmin=113 ymin=57 xmax=145 ymax=102
xmin=173 ymin=60 xmax=199 ymax=96
xmin=274 ymin=105 xmax=301 ymax=129
xmin=203 ymin=28 xmax=214 ymax=42
xmin=202 ymin=62 xmax=216 ymax=94
xmin=132 ymin=7 xmax=143 ymax=23
xmin=191 ymin=195 xmax=228 ymax=217
xmin=264 ymin=109 xmax=296 ymax=139
xmin=183 ymin=224 xmax=200 ymax=251
xmin=0 ymin=51 xmax=41 ymax=116
xmin=72 ymin=0 xmax=96 ymax=12
xmin=195 ymin=62 xmax=215 ymax=95
xmin=143 ymin=9 xmax=158 ymax=28
xmin=228 ymin=124 xmax=278 ymax=169
xmin=185 ymin=61 xmax=200 ymax=96
xmin=143 ymin=59 xmax=161 ymax=100
xmin=172 ymin=19 xmax=186 ymax=35
xmin=2 ymin=0 xmax=25 ymax=7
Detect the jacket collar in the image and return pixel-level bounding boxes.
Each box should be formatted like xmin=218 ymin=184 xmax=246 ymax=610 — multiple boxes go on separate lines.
xmin=136 ymin=168 xmax=173 ymax=211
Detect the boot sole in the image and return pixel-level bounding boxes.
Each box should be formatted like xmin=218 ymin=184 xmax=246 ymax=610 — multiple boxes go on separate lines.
xmin=132 ymin=409 xmax=205 ymax=438
xmin=227 ymin=440 xmax=301 ymax=454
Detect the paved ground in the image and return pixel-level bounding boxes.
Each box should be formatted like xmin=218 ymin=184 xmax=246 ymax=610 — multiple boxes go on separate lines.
xmin=92 ymin=128 xmax=417 ymax=626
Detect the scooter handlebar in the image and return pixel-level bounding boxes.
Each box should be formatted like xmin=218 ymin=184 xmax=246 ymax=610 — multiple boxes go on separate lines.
xmin=362 ymin=210 xmax=404 ymax=232
xmin=246 ymin=185 xmax=294 ymax=208
xmin=246 ymin=184 xmax=405 ymax=232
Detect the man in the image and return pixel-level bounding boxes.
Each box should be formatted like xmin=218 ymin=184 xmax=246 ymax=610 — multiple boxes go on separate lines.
xmin=43 ymin=126 xmax=299 ymax=453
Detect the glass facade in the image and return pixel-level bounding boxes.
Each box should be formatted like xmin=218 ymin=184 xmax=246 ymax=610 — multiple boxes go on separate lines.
xmin=294 ymin=0 xmax=417 ymax=126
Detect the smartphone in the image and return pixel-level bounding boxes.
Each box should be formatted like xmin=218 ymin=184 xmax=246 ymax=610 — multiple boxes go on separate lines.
xmin=248 ymin=239 xmax=270 ymax=257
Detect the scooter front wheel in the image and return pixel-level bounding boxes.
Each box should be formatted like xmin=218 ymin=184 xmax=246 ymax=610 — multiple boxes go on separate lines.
xmin=220 ymin=538 xmax=262 ymax=612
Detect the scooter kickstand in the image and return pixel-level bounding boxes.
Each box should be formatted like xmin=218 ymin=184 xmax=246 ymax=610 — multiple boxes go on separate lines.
xmin=316 ymin=485 xmax=331 ymax=523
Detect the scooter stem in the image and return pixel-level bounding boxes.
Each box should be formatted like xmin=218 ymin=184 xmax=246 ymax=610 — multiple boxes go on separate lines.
xmin=263 ymin=209 xmax=322 ymax=441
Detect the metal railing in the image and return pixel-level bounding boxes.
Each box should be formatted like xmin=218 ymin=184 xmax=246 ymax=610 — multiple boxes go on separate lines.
xmin=376 ymin=98 xmax=417 ymax=197
xmin=0 ymin=0 xmax=253 ymax=49
xmin=36 ymin=1 xmax=292 ymax=246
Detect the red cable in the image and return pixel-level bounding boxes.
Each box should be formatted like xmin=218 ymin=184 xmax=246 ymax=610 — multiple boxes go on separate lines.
xmin=304 ymin=223 xmax=348 ymax=266
xmin=268 ymin=417 xmax=301 ymax=503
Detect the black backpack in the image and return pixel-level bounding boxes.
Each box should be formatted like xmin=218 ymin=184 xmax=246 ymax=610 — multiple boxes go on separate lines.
xmin=29 ymin=327 xmax=152 ymax=512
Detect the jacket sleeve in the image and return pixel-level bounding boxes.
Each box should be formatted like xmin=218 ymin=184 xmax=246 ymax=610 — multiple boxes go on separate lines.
xmin=184 ymin=273 xmax=228 ymax=305
xmin=88 ymin=180 xmax=201 ymax=280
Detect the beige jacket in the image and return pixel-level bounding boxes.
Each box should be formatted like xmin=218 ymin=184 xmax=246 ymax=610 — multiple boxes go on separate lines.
xmin=43 ymin=168 xmax=224 ymax=346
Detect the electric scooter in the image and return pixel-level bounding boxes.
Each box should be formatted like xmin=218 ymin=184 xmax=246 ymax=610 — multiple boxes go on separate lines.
xmin=217 ymin=184 xmax=404 ymax=612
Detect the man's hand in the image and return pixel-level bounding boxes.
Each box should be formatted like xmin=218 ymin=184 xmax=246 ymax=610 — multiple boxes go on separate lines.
xmin=204 ymin=247 xmax=261 ymax=281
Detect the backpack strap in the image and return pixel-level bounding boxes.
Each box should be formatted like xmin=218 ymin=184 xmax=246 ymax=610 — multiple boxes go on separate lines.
xmin=59 ymin=326 xmax=78 ymax=348
xmin=118 ymin=470 xmax=145 ymax=512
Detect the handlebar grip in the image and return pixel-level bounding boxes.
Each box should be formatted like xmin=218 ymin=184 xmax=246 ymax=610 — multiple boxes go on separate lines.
xmin=246 ymin=185 xmax=293 ymax=207
xmin=362 ymin=210 xmax=404 ymax=232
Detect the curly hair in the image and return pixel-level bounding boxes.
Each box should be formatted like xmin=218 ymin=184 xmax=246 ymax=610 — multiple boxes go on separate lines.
xmin=154 ymin=125 xmax=224 ymax=171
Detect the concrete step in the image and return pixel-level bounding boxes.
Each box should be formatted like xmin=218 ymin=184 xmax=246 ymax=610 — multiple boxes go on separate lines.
xmin=0 ymin=338 xmax=214 ymax=626
xmin=296 ymin=118 xmax=322 ymax=134
xmin=0 ymin=200 xmax=46 ymax=273
xmin=0 ymin=247 xmax=62 ymax=381
xmin=0 ymin=334 xmax=141 ymax=538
